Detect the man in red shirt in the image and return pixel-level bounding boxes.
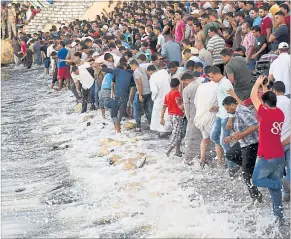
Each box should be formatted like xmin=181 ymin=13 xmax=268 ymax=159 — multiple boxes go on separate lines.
xmin=250 ymin=76 xmax=285 ymax=224
xmin=160 ymin=78 xmax=184 ymax=157
xmin=259 ymin=5 xmax=273 ymax=40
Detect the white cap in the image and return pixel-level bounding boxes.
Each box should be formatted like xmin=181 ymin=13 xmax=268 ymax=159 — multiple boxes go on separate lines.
xmin=8 ymin=3 xmax=12 ymax=7
xmin=278 ymin=42 xmax=289 ymax=49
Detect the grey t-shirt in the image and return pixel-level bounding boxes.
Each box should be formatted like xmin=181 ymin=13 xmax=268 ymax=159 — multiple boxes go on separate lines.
xmin=225 ymin=56 xmax=253 ymax=100
xmin=133 ymin=67 xmax=151 ymax=95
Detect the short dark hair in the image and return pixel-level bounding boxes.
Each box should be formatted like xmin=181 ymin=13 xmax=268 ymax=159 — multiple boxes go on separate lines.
xmin=208 ymin=27 xmax=218 ymax=33
xmin=147 ymin=65 xmax=157 ymax=72
xmin=175 ymin=10 xmax=183 ymax=16
xmin=51 ymin=51 xmax=57 ymax=56
xmin=170 ymin=78 xmax=180 ymax=88
xmin=251 ymin=7 xmax=259 ymax=13
xmin=182 ymin=39 xmax=191 ymax=45
xmin=251 ymin=25 xmax=261 ymax=32
xmin=142 ymin=41 xmax=149 ymax=47
xmin=183 ymin=48 xmax=191 ymax=55
xmin=84 ymin=38 xmax=92 ymax=43
xmin=181 ymin=72 xmax=194 ymax=81
xmin=131 ymin=45 xmax=139 ymax=51
xmin=108 ymin=42 xmax=116 ymax=48
xmin=104 ymin=53 xmax=113 ymax=60
xmin=146 ymin=24 xmax=153 ymax=30
xmin=272 ymin=81 xmax=285 ymax=93
xmin=261 ymin=91 xmax=277 ymax=107
xmin=151 ymin=54 xmax=158 ymax=61
xmin=222 ymin=96 xmax=238 ymax=106
xmin=74 ymin=52 xmax=82 ymax=58
xmin=201 ymin=13 xmax=209 ymax=19
xmin=259 ymin=5 xmax=269 ymax=11
xmin=275 ymin=11 xmax=285 ymax=17
xmin=129 ymin=59 xmax=139 ymax=66
xmin=193 ymin=21 xmax=202 ymax=29
xmin=137 ymin=54 xmax=147 ymax=61
xmin=280 ymin=3 xmax=290 ymax=12
xmin=235 ymin=11 xmax=245 ymax=18
xmin=220 ymin=48 xmax=233 ymax=56
xmin=71 ymin=65 xmax=78 ymax=72
xmin=207 ymin=65 xmax=222 ymax=74
xmin=185 ymin=60 xmax=195 ymax=69
xmin=168 ymin=61 xmax=178 ymax=69
xmin=119 ymin=46 xmax=126 ymax=51
xmin=194 ymin=62 xmax=203 ymax=69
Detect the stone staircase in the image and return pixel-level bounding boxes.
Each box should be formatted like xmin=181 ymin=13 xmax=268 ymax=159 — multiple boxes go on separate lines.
xmin=25 ymin=0 xmax=96 ymax=34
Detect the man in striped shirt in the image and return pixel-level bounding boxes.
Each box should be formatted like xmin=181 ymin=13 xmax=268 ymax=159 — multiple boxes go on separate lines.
xmin=242 ymin=22 xmax=256 ymax=71
xmin=207 ymin=27 xmax=226 ymax=74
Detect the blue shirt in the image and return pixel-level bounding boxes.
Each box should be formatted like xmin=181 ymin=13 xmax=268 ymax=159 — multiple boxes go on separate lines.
xmin=122 ymin=41 xmax=130 ymax=49
xmin=102 ymin=67 xmax=134 ymax=97
xmin=253 ymin=17 xmax=262 ymax=26
xmin=101 ymin=73 xmax=114 ymax=89
xmin=57 ymin=48 xmax=68 ymax=68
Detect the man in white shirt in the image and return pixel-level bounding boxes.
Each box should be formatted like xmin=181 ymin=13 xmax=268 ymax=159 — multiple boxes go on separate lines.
xmin=207 ymin=65 xmax=238 ymax=172
xmin=71 ymin=60 xmax=95 ymax=113
xmin=147 ymin=65 xmax=171 ymax=133
xmin=182 ymin=72 xmax=204 ymax=165
xmin=154 ymin=26 xmax=165 ymax=52
xmin=272 ymin=81 xmax=290 ymax=201
xmin=194 ymin=80 xmax=218 ymax=166
xmin=268 ymin=42 xmax=290 ymax=97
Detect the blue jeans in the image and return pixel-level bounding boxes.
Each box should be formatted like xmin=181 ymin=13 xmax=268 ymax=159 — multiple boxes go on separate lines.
xmin=135 ymin=92 xmax=153 ymax=128
xmin=283 ymin=145 xmax=290 ymax=197
xmin=36 ymin=52 xmax=42 ymax=65
xmin=90 ymin=80 xmax=98 ymax=105
xmin=210 ymin=117 xmax=237 ymax=169
xmin=111 ymin=95 xmax=128 ymax=125
xmin=252 ymin=157 xmax=285 ymax=219
xmin=247 ymin=58 xmax=256 ymax=71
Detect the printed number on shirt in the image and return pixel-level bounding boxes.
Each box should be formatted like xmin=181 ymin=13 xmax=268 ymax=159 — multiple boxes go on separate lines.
xmin=271 ymin=122 xmax=283 ymax=135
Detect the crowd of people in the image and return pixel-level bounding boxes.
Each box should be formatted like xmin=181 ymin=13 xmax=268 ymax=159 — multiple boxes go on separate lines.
xmin=5 ymin=0 xmax=291 ymax=227
xmin=1 ymin=1 xmax=41 ymax=40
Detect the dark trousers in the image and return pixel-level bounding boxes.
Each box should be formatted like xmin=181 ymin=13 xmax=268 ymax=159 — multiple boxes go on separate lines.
xmin=135 ymin=93 xmax=153 ymax=128
xmin=226 ymin=142 xmax=261 ymax=199
xmin=81 ymin=88 xmax=90 ymax=113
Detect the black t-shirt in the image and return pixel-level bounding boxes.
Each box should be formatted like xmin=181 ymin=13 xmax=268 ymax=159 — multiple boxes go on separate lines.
xmin=255 ymin=34 xmax=269 ymax=60
xmin=148 ymin=32 xmax=157 ymax=51
xmin=164 ymin=20 xmax=173 ymax=35
xmin=40 ymin=45 xmax=48 ymax=57
xmin=271 ymin=24 xmax=289 ymax=51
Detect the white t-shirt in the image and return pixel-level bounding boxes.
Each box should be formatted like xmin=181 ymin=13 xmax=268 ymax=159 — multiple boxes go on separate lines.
xmin=194 ymin=81 xmax=218 ymax=130
xmin=71 ymin=72 xmax=81 ymax=83
xmin=157 ymin=34 xmax=165 ymax=48
xmin=269 ymin=53 xmax=290 ymax=95
xmin=140 ymin=62 xmax=150 ymax=71
xmin=78 ymin=62 xmax=94 ymax=90
xmin=276 ymin=95 xmax=291 ymax=141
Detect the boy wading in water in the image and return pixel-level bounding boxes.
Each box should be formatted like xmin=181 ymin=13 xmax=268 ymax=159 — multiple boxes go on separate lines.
xmin=161 ymin=78 xmax=184 ymax=157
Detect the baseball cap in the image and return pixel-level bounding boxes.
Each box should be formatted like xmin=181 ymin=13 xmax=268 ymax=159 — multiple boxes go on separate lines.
xmin=278 ymin=42 xmax=289 ymax=49
xmin=8 ymin=3 xmax=12 ymax=7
